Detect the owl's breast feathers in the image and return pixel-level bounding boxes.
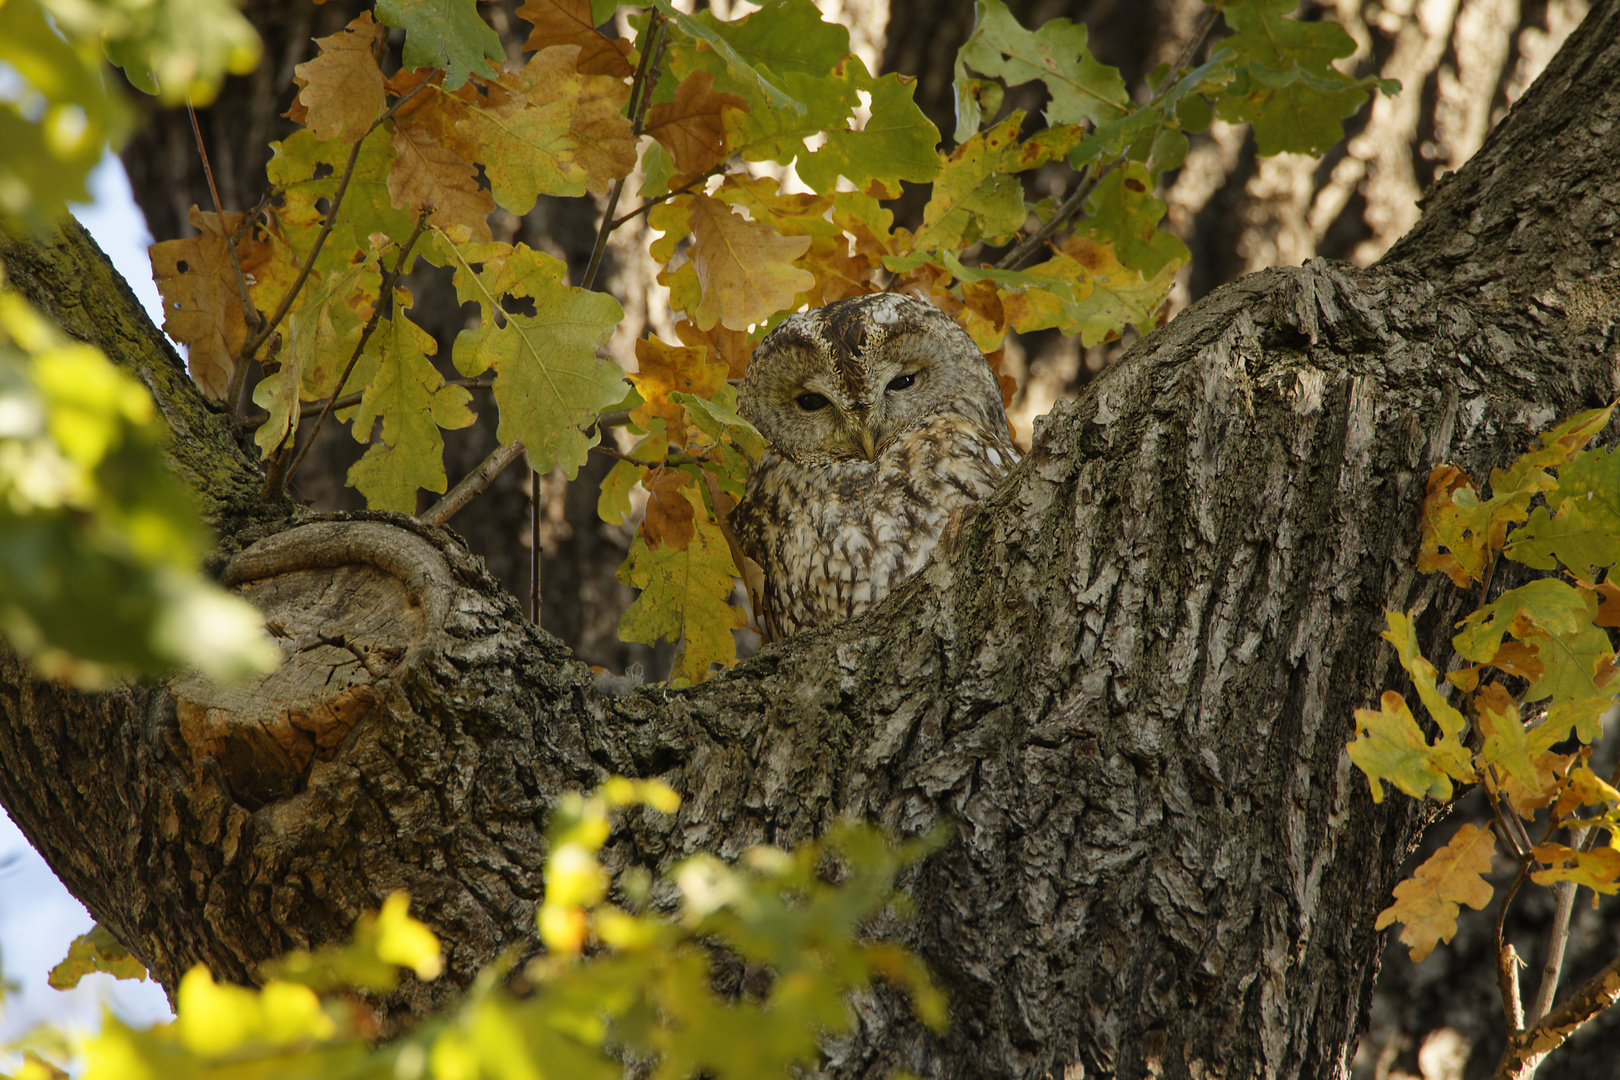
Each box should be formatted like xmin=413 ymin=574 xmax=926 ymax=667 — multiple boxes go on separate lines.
xmin=730 ymin=412 xmax=1019 ymax=641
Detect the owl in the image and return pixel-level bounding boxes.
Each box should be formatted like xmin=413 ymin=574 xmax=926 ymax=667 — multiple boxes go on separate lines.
xmin=729 ymin=293 xmax=1020 ymax=642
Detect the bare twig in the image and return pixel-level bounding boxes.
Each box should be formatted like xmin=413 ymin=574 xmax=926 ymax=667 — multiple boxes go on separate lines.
xmin=419 ymin=440 xmax=529 ymax=527
xmin=530 ymin=469 xmax=542 ymax=623
xmin=607 ymin=165 xmax=726 ymax=231
xmin=274 ymin=209 xmax=431 ymax=498
xmin=582 ymin=11 xmax=668 ymax=292
xmin=1491 ymin=949 xmax=1620 ymax=1080
xmin=1530 ymin=825 xmax=1597 ymax=1023
xmin=1495 ymin=863 xmax=1532 ymax=1032
xmin=190 ymin=102 xmax=267 ymax=414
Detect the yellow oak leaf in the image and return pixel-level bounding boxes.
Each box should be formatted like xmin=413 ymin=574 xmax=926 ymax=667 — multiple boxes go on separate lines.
xmin=673 ymin=319 xmax=752 ymax=381
xmin=641 ymin=467 xmax=696 ymax=552
xmin=629 ymin=334 xmax=728 ymax=448
xmin=389 ymin=119 xmax=494 ymax=241
xmin=516 ymin=0 xmax=633 ymax=77
xmin=458 ymin=47 xmax=634 ymax=212
xmin=1376 ymin=823 xmax=1497 ymax=961
xmin=1531 ymin=843 xmax=1620 ymax=897
xmin=1346 ymin=689 xmax=1474 ymax=803
xmin=288 ymin=12 xmax=386 ymax=144
xmin=617 ymin=481 xmax=749 ymax=684
xmin=646 ymin=70 xmax=749 ymax=177
xmin=1550 ymin=764 xmax=1620 ymax=819
xmin=686 ymin=194 xmax=813 ymax=332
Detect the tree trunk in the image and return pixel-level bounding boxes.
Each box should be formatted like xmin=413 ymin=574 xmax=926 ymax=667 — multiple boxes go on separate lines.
xmin=5 ymin=2 xmax=1620 ymax=1077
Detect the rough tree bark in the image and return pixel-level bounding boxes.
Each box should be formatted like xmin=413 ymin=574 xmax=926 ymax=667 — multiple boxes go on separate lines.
xmin=3 ymin=2 xmax=1620 ymax=1078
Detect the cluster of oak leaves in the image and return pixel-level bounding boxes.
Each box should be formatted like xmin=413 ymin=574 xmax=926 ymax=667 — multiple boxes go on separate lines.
xmin=148 ymin=0 xmax=1390 ymax=682
xmin=1348 ymin=405 xmax=1620 ymax=965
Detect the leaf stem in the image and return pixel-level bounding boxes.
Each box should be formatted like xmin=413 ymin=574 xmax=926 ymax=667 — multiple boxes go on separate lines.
xmin=273 ymin=208 xmax=431 ymax=500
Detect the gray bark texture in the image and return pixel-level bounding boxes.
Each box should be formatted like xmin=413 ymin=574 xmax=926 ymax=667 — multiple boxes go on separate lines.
xmin=3 ymin=1 xmax=1620 ymax=1078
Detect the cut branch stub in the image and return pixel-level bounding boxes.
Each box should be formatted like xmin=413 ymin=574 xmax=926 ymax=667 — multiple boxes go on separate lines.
xmin=171 ymin=520 xmax=455 ymax=808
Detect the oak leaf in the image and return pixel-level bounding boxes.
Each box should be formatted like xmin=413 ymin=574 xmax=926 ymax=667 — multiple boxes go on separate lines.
xmin=686 ymin=194 xmax=813 ymax=332
xmin=150 ymin=207 xmax=278 ymax=398
xmin=389 ymin=120 xmax=493 ymax=240
xmin=1530 ymin=843 xmax=1620 ymax=898
xmin=629 ymin=335 xmax=728 ymax=447
xmin=641 ymin=467 xmax=696 ymax=552
xmin=673 ymin=319 xmax=753 ymax=381
xmin=1376 ymin=823 xmax=1497 ymax=961
xmin=516 ymin=0 xmax=633 ymax=76
xmin=288 ymin=12 xmax=386 ymax=144
xmin=617 ymin=481 xmax=749 ymax=684
xmin=646 ymin=70 xmax=749 ymax=177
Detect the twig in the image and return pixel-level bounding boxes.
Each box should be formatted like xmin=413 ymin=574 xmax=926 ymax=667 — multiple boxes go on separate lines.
xmin=419 ymin=440 xmax=529 ymax=527
xmin=1495 ymin=862 xmax=1532 ymax=1032
xmin=1530 ymin=824 xmax=1598 ymax=1023
xmin=274 ymin=209 xmax=431 ymax=498
xmin=531 ymin=469 xmax=542 ymax=623
xmin=582 ymin=11 xmax=668 ymax=291
xmin=1491 ymin=949 xmax=1620 ymax=1080
xmin=607 ymin=165 xmax=726 ymax=231
xmin=189 ymin=102 xmax=266 ymax=413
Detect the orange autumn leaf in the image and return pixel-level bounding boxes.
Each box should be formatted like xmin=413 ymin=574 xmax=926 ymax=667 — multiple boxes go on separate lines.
xmin=983 ymin=347 xmax=1018 ymax=414
xmin=673 ymin=319 xmax=752 ymax=381
xmin=389 ymin=120 xmax=494 ymax=240
xmin=516 ymin=0 xmax=633 ymax=77
xmin=642 ymin=467 xmax=696 ymax=552
xmin=1376 ymin=823 xmax=1497 ymax=961
xmin=150 ymin=206 xmax=279 ymax=398
xmin=686 ymin=194 xmax=813 ymax=332
xmin=646 ymin=70 xmax=748 ymax=177
xmin=630 ymin=336 xmax=728 ymax=447
xmin=287 ymin=12 xmax=386 ymax=144
xmin=1531 ymin=843 xmax=1620 ymax=897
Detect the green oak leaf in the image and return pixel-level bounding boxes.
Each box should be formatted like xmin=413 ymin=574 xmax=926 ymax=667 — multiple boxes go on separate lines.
xmin=375 ymin=0 xmax=503 ymax=90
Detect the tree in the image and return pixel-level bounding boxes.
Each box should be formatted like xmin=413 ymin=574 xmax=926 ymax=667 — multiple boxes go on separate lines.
xmin=2 ymin=3 xmax=1619 ymax=1080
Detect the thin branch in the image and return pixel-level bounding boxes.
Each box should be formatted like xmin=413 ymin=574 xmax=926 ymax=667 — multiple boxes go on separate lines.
xmin=607 ymin=165 xmax=726 ymax=231
xmin=582 ymin=12 xmax=668 ymax=291
xmin=190 ymin=102 xmax=265 ymax=414
xmin=1495 ymin=862 xmax=1532 ymax=1032
xmin=273 ymin=209 xmax=431 ymax=499
xmin=419 ymin=440 xmax=528 ymax=528
xmin=1492 ymin=949 xmax=1620 ymax=1080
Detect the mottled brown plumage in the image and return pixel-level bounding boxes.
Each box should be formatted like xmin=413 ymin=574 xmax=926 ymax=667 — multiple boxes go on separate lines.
xmin=731 ymin=293 xmax=1019 ymax=641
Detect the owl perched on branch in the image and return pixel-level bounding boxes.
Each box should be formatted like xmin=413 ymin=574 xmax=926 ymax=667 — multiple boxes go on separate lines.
xmin=729 ymin=293 xmax=1020 ymax=642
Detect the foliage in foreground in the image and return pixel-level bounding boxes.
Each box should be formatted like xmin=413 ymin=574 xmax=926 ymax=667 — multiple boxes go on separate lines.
xmin=0 ymin=270 xmax=279 ymax=684
xmin=9 ymin=779 xmax=945 ymax=1080
xmin=1347 ymin=404 xmax=1620 ymax=1071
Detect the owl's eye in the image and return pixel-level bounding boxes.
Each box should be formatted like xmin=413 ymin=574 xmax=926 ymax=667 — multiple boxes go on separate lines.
xmin=886 ymin=373 xmax=916 ymax=392
xmin=795 ymin=392 xmax=831 ymax=412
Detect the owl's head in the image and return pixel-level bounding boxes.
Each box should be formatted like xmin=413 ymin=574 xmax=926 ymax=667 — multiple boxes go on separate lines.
xmin=738 ymin=294 xmax=1007 ymax=464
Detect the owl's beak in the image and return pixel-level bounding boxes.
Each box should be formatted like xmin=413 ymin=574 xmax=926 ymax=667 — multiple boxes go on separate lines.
xmin=857 ymin=425 xmax=877 ymax=461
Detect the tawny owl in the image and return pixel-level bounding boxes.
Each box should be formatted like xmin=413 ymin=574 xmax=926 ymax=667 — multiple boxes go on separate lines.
xmin=729 ymin=293 xmax=1020 ymax=642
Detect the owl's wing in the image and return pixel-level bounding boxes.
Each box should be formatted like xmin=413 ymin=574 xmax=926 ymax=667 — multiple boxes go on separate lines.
xmin=701 ymin=470 xmax=774 ymax=645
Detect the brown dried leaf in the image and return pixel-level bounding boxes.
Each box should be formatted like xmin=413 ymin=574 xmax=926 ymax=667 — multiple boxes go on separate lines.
xmin=517 ymin=0 xmax=633 ymax=76
xmin=288 ymin=12 xmax=386 ymax=143
xmin=389 ymin=120 xmax=494 ymax=240
xmin=149 ymin=207 xmax=274 ymax=398
xmin=646 ymin=70 xmax=749 ymax=177
xmin=1375 ymin=823 xmax=1497 ymax=961
xmin=641 ymin=467 xmax=696 ymax=552
xmin=673 ymin=319 xmax=752 ymax=381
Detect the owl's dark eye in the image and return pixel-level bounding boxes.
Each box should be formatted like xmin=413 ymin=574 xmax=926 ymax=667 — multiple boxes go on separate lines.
xmin=795 ymin=392 xmax=831 ymax=412
xmin=886 ymin=373 xmax=916 ymax=392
